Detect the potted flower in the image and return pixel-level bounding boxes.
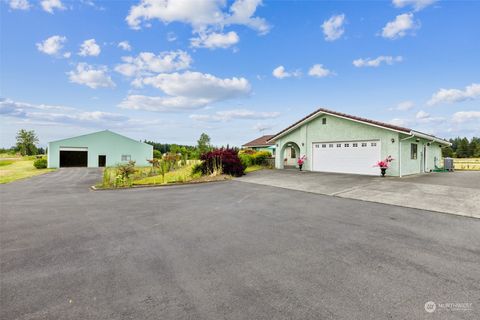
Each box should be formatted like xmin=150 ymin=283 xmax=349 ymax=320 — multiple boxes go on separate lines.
xmin=297 ymin=155 xmax=306 ymax=171
xmin=374 ymin=156 xmax=394 ymax=177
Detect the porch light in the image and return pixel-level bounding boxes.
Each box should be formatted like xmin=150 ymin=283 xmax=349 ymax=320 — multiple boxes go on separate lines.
xmin=391 ymin=138 xmax=395 ymax=143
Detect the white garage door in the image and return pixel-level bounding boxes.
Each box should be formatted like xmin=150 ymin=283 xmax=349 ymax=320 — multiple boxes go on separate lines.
xmin=312 ymin=141 xmax=381 ymax=175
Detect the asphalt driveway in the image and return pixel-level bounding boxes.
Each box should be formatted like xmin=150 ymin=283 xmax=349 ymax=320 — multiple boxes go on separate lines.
xmin=1 ymin=169 xmax=479 ymax=319
xmin=238 ymin=169 xmax=480 ymax=218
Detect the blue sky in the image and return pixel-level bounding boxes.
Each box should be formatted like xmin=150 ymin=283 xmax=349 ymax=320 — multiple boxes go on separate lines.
xmin=1 ymin=0 xmax=479 ymax=148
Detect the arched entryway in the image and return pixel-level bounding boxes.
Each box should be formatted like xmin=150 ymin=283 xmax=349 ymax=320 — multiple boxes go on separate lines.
xmin=280 ymin=142 xmax=300 ymax=169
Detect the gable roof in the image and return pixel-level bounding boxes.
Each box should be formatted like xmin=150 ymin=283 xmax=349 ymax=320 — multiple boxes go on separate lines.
xmin=242 ymin=135 xmax=275 ymax=147
xmin=267 ymin=108 xmax=450 ymax=145
xmin=48 ymin=130 xmax=151 ymax=146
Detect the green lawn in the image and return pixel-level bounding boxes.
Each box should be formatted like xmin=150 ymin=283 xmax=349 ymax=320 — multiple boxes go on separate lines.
xmin=0 ymin=158 xmax=54 ymax=184
xmin=245 ymin=165 xmax=268 ymax=173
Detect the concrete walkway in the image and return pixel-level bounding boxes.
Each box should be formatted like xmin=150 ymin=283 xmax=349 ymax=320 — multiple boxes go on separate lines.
xmin=237 ymin=170 xmax=480 ymax=218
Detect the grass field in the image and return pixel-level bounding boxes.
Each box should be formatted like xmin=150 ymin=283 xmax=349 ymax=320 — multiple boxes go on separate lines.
xmin=453 ymin=158 xmax=480 ymax=171
xmin=0 ymin=157 xmax=54 ymax=184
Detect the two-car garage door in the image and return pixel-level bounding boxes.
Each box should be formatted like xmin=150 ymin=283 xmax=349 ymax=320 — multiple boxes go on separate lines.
xmin=312 ymin=141 xmax=380 ymax=175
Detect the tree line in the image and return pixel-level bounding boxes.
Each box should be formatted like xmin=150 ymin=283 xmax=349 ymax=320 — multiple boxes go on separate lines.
xmin=442 ymin=137 xmax=480 ymax=158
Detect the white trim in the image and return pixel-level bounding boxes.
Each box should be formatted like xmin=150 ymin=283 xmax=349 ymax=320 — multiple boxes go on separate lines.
xmin=268 ymin=110 xmax=451 ymax=146
xmin=60 ymin=147 xmax=88 ymax=151
xmin=410 ymin=130 xmax=450 ymax=146
xmin=269 ymin=110 xmax=409 ymax=141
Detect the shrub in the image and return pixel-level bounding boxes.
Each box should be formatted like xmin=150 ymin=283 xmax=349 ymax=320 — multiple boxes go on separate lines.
xmin=153 ymin=150 xmax=162 ymax=159
xmin=200 ymin=148 xmax=244 ymax=177
xmin=33 ymin=158 xmax=47 ymax=169
xmin=252 ymin=151 xmax=271 ymax=165
xmin=239 ymin=153 xmax=253 ymax=167
xmin=117 ymin=160 xmax=136 ymax=179
xmin=191 ymin=162 xmax=203 ymax=175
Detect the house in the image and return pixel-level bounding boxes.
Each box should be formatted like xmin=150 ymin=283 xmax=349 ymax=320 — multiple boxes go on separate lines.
xmin=47 ymin=130 xmax=153 ymax=168
xmin=268 ymin=108 xmax=451 ymax=176
xmin=242 ymin=134 xmax=276 ymax=156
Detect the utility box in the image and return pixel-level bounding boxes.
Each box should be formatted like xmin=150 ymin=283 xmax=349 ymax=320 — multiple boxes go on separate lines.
xmin=444 ymin=157 xmax=454 ymax=172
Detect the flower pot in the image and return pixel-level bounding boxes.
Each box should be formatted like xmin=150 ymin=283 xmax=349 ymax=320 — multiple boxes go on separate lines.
xmin=380 ymin=167 xmax=387 ymax=177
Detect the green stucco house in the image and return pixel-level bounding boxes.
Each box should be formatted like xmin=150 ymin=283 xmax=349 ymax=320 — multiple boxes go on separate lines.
xmin=242 ymin=134 xmax=276 ymax=156
xmin=47 ymin=130 xmax=153 ymax=168
xmin=268 ymin=108 xmax=451 ymax=176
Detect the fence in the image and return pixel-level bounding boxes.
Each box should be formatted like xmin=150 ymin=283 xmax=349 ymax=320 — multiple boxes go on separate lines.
xmin=453 ymin=158 xmax=480 ymax=171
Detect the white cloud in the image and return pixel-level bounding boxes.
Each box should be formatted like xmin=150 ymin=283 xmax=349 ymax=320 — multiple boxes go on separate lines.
xmin=41 ymin=0 xmax=65 ymax=13
xmin=142 ymin=71 xmax=251 ymax=101
xmin=392 ymin=0 xmax=437 ymax=11
xmin=272 ymin=65 xmax=301 ymax=79
xmin=67 ymin=63 xmax=115 ymax=89
xmin=115 ymin=50 xmax=192 ymax=78
xmin=126 ymin=0 xmax=270 ymax=34
xmin=118 ymin=41 xmax=132 ymax=51
xmin=391 ymin=100 xmax=414 ymax=111
xmin=381 ymin=13 xmax=417 ymax=39
xmin=353 ymin=55 xmax=403 ymax=67
xmin=253 ymin=122 xmax=274 ymax=132
xmin=167 ymin=32 xmax=177 ymax=42
xmin=308 ymin=64 xmax=333 ymax=78
xmin=121 ymin=71 xmax=251 ymax=112
xmin=8 ymin=0 xmax=30 ymax=10
xmin=452 ymin=111 xmax=480 ymax=123
xmin=119 ymin=95 xmax=209 ymax=112
xmin=322 ymin=14 xmax=346 ymax=41
xmin=190 ymin=109 xmax=280 ymax=122
xmin=0 ymin=98 xmax=128 ymax=127
xmin=416 ymin=110 xmax=430 ymax=119
xmin=427 ymin=83 xmax=480 ymax=106
xmin=78 ymin=39 xmax=101 ymax=57
xmin=36 ymin=35 xmax=67 ymax=56
xmin=191 ymin=31 xmax=239 ymax=49
xmin=389 ymin=118 xmax=409 ymax=127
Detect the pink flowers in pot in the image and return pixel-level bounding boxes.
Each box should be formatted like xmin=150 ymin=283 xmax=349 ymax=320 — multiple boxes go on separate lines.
xmin=297 ymin=155 xmax=306 ymax=166
xmin=374 ymin=155 xmax=394 ymax=168
xmin=297 ymin=155 xmax=306 ymax=171
xmin=374 ymin=156 xmax=394 ymax=177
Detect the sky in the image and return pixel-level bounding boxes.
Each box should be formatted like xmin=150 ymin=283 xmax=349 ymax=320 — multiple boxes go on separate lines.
xmin=1 ymin=0 xmax=479 ymax=148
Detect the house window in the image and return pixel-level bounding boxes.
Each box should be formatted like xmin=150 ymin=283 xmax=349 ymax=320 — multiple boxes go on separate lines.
xmin=411 ymin=144 xmax=418 ymax=159
xmin=353 ymin=143 xmax=358 ymax=147
xmin=322 ymin=118 xmax=327 ymax=125
xmin=344 ymin=143 xmax=349 ymax=147
xmin=329 ymin=144 xmax=334 ymax=148
xmin=290 ymin=147 xmax=296 ymax=158
xmin=337 ymin=144 xmax=341 ymax=147
xmin=121 ymin=154 xmax=131 ymax=161
xmin=322 ymin=144 xmax=327 ymax=148
xmin=361 ymin=143 xmax=367 ymax=147
xmin=371 ymin=142 xmax=377 ymax=147
xmin=314 ymin=144 xmax=319 ymax=148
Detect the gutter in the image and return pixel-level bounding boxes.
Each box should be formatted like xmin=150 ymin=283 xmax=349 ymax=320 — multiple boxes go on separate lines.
xmin=399 ymin=134 xmax=415 ymax=177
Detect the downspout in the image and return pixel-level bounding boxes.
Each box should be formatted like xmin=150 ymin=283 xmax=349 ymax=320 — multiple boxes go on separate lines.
xmin=399 ymin=133 xmax=415 ymax=177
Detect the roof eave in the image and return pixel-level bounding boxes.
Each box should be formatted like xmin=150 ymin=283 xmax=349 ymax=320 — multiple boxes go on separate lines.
xmin=268 ymin=109 xmax=410 ymax=142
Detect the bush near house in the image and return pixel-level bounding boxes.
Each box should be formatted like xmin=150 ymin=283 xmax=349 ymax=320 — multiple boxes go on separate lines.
xmin=33 ymin=158 xmax=48 ymax=169
xmin=200 ymin=148 xmax=244 ymax=177
xmin=239 ymin=150 xmax=272 ymax=168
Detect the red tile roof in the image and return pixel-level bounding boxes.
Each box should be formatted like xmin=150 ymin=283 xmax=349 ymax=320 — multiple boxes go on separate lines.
xmin=242 ymin=135 xmax=275 ymax=147
xmin=268 ymin=108 xmax=412 ymax=141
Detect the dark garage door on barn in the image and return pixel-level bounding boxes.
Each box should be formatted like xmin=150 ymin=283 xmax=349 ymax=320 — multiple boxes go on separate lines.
xmin=59 ymin=147 xmax=88 ymax=167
